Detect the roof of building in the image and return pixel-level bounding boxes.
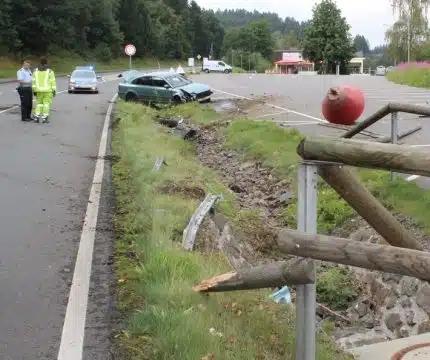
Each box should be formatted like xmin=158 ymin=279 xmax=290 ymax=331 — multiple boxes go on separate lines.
xmin=275 ymin=59 xmax=313 ymax=65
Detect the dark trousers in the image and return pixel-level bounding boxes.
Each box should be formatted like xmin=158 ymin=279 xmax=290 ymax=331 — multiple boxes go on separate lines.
xmin=18 ymin=87 xmax=33 ymax=121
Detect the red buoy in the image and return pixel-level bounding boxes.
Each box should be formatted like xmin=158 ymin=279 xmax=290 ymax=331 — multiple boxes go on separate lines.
xmin=322 ymin=85 xmax=365 ymax=125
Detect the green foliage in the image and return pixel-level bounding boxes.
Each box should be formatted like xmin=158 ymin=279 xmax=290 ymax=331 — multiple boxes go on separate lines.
xmin=387 ymin=66 xmax=430 ymax=87
xmin=112 ymin=102 xmax=351 ymax=360
xmin=0 ymin=0 xmax=224 ymax=61
xmin=317 ymin=267 xmax=359 ymax=310
xmin=353 ymin=34 xmax=370 ymax=55
xmin=302 ymin=0 xmax=356 ymax=74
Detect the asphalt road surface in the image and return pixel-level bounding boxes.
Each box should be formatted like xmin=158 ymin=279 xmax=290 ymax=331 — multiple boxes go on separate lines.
xmin=193 ymin=73 xmax=430 ymax=188
xmin=0 ymin=73 xmax=120 ymax=360
xmin=1 ymin=70 xmax=429 ymax=360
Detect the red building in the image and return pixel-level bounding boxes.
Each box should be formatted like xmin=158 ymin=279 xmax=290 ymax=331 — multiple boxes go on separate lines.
xmin=273 ymin=49 xmax=314 ymax=74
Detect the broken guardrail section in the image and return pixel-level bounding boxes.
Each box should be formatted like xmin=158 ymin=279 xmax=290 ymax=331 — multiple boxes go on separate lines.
xmin=182 ymin=193 xmax=221 ymax=250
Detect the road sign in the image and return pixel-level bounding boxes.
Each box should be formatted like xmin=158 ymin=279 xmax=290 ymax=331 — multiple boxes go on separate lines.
xmin=197 ymin=54 xmax=201 ymax=60
xmin=125 ymin=44 xmax=136 ymax=56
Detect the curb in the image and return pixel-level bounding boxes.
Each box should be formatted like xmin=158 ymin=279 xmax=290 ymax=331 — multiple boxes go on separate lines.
xmin=391 ymin=342 xmax=430 ymax=359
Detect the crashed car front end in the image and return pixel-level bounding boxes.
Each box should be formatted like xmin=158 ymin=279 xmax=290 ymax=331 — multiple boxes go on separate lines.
xmin=177 ymin=88 xmax=213 ymax=103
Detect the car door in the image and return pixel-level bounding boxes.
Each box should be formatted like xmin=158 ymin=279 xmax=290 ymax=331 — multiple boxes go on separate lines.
xmin=150 ymin=77 xmax=174 ymax=103
xmin=131 ymin=76 xmax=153 ymax=101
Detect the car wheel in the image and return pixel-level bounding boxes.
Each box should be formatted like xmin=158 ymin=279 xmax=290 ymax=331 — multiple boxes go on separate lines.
xmin=172 ymin=95 xmax=184 ymax=105
xmin=125 ymin=92 xmax=137 ymax=102
xmin=224 ymin=69 xmax=230 ymax=74
xmin=68 ymin=90 xmax=72 ymax=94
xmin=204 ymin=69 xmax=210 ymax=73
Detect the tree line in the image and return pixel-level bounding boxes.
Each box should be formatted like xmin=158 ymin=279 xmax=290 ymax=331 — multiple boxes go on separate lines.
xmin=0 ymin=0 xmax=402 ymax=73
xmin=0 ymin=0 xmax=224 ymax=61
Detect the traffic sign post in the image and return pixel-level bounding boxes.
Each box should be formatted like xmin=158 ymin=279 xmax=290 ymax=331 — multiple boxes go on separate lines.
xmin=124 ymin=44 xmax=136 ymax=70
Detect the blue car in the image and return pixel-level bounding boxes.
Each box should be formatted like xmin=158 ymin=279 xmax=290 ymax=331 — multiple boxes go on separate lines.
xmin=67 ymin=69 xmax=101 ymax=94
xmin=117 ymin=71 xmax=213 ymax=104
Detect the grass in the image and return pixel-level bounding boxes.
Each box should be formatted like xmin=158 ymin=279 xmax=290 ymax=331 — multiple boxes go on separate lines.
xmin=112 ymin=101 xmax=353 ymax=359
xmin=386 ymin=67 xmax=430 ymax=88
xmin=0 ymin=56 xmax=179 ymax=79
xmin=223 ymin=117 xmax=430 ymax=234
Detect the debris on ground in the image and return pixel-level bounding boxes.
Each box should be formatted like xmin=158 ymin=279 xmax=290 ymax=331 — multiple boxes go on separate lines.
xmin=153 ymin=109 xmax=430 ymax=350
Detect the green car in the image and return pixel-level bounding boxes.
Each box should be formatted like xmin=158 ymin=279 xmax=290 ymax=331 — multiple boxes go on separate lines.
xmin=117 ymin=71 xmax=213 ymax=104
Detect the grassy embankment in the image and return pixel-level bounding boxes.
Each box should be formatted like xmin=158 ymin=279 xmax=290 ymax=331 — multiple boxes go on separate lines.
xmin=0 ymin=56 xmax=180 ymax=79
xmin=386 ymin=63 xmax=430 ymax=88
xmin=112 ymin=101 xmax=430 ymax=359
xmin=0 ymin=56 xmax=248 ymax=79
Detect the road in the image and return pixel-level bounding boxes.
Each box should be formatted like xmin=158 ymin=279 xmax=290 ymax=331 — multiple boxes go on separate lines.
xmin=1 ymin=70 xmax=429 ymax=359
xmin=0 ymin=73 xmax=120 ymax=360
xmin=193 ymin=73 xmax=430 ymax=188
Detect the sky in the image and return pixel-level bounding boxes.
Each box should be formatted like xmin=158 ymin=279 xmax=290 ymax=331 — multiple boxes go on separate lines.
xmin=196 ymin=0 xmax=399 ymax=48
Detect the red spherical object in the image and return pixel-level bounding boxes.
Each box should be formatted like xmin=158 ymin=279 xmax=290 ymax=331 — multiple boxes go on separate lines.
xmin=322 ymin=85 xmax=365 ymax=125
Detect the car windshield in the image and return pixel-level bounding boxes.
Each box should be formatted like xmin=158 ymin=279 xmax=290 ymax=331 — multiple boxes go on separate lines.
xmin=165 ymin=74 xmax=191 ymax=88
xmin=72 ymin=71 xmax=96 ymax=79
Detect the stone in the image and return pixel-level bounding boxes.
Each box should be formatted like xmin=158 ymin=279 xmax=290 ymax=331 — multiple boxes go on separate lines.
xmin=400 ymin=277 xmax=419 ymax=296
xmin=385 ymin=313 xmax=403 ymax=332
xmin=362 ymin=272 xmax=377 ymax=285
xmin=371 ymin=279 xmax=393 ymax=307
xmin=417 ymin=320 xmax=430 ymax=334
xmin=397 ymin=326 xmax=410 ymax=338
xmin=406 ymin=310 xmax=416 ymax=326
xmin=417 ymin=283 xmax=430 ymax=314
xmin=385 ymin=297 xmax=397 ymax=310
xmin=382 ymin=273 xmax=402 ymax=283
xmin=356 ymin=302 xmax=369 ymax=317
xmin=350 ymin=228 xmax=372 ymax=242
xmin=400 ymin=297 xmax=412 ymax=308
xmin=362 ymin=313 xmax=376 ymax=329
xmin=279 ymin=192 xmax=293 ymax=203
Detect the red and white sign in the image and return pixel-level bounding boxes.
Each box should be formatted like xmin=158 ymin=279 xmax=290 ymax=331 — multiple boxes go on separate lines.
xmin=125 ymin=44 xmax=136 ymax=56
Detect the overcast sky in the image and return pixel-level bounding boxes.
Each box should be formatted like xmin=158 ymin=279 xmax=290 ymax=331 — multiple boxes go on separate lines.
xmin=197 ymin=0 xmax=399 ymax=48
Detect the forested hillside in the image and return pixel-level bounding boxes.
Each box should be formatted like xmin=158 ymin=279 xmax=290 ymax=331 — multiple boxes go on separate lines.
xmin=0 ymin=0 xmax=224 ymax=61
xmin=215 ymin=9 xmax=310 ymax=51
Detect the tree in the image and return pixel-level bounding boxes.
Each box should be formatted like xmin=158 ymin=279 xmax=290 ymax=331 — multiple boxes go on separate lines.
xmin=302 ymin=0 xmax=356 ymax=74
xmin=353 ymin=35 xmax=370 ymax=55
xmin=387 ymin=0 xmax=430 ymax=61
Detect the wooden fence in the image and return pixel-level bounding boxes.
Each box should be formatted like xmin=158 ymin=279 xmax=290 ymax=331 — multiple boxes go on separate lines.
xmin=192 ymin=103 xmax=430 ymax=360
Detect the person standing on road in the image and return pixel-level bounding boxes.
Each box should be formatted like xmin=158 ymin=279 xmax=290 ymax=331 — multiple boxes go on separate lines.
xmin=32 ymin=57 xmax=56 ymax=124
xmin=16 ymin=60 xmax=33 ymax=122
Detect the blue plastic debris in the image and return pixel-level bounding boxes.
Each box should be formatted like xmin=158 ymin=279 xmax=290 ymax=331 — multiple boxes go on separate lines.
xmin=270 ymin=286 xmax=292 ymax=304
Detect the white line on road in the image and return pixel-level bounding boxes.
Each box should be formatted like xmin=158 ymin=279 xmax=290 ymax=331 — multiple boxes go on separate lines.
xmin=0 ymin=82 xmax=115 ymax=116
xmin=57 ymin=92 xmax=118 ymax=360
xmin=406 ymin=174 xmax=420 ymax=181
xmin=256 ymin=111 xmax=290 ymax=118
xmin=212 ymin=88 xmax=327 ymax=123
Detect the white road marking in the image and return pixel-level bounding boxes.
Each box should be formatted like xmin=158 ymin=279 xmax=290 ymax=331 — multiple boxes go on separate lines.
xmin=406 ymin=174 xmax=420 ymax=181
xmin=0 ymin=105 xmax=17 ymax=114
xmin=212 ymin=88 xmax=327 ymax=123
xmin=0 ymin=79 xmax=117 ymax=116
xmin=57 ymin=92 xmax=118 ymax=360
xmin=410 ymin=144 xmax=430 ymax=147
xmin=256 ymin=111 xmax=290 ymax=118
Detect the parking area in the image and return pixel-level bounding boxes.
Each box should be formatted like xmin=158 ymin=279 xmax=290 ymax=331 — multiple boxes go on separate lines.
xmin=191 ymin=73 xmax=430 ymax=188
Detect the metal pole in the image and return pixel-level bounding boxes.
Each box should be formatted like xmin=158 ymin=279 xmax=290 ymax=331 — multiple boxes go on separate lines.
xmin=296 ymin=163 xmax=317 ymax=360
xmin=241 ymin=55 xmax=243 ymax=70
xmin=391 ymin=112 xmax=399 ymax=181
xmin=129 ymin=55 xmax=132 ymax=70
xmin=407 ymin=17 xmax=411 ymax=63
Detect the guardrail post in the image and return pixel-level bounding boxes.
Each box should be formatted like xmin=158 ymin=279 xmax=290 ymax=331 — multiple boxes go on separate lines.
xmin=296 ymin=162 xmax=317 ymax=360
xmin=391 ymin=111 xmax=399 ymax=181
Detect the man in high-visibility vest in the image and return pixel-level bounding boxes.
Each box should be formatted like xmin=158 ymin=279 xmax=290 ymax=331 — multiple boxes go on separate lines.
xmin=32 ymin=57 xmax=56 ymax=123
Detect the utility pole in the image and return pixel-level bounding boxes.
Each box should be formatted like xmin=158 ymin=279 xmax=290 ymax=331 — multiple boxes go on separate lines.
xmin=407 ymin=16 xmax=411 ymax=63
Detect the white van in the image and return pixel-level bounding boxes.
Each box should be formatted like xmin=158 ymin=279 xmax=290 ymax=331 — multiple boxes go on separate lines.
xmin=202 ymin=59 xmax=232 ymax=73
